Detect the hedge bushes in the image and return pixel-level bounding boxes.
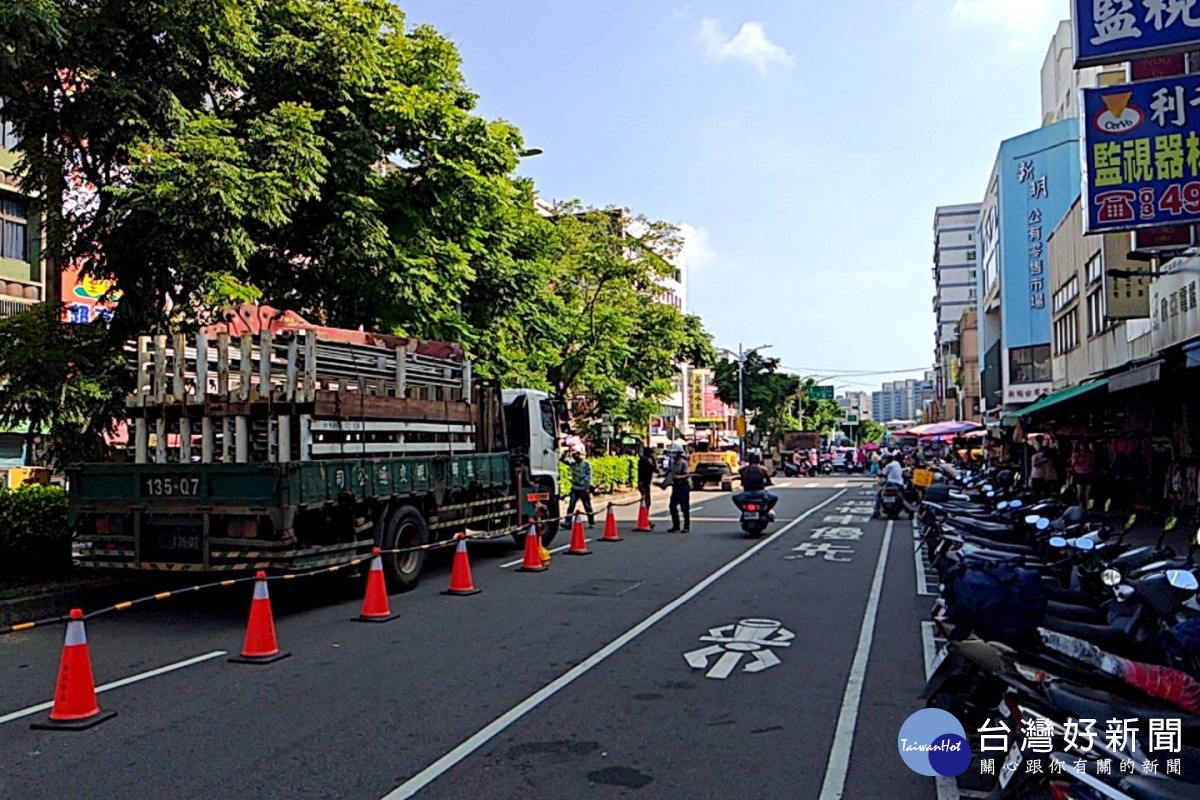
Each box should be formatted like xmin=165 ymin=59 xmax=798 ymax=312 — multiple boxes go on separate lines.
xmin=558 ymin=455 xmax=637 ymax=494
xmin=0 ymin=484 xmax=72 ymax=579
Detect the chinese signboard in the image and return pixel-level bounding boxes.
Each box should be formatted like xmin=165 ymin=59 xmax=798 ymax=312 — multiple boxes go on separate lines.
xmin=1082 ymin=74 xmax=1200 ymax=234
xmin=1149 ymin=255 xmax=1200 ymax=350
xmin=1075 ymin=0 xmax=1200 ymax=68
xmin=807 ymin=385 xmax=834 ymax=402
xmin=688 ymin=368 xmax=731 ymax=424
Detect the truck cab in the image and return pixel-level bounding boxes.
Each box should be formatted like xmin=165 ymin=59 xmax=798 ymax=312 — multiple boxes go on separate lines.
xmin=502 ymin=389 xmax=566 ymax=523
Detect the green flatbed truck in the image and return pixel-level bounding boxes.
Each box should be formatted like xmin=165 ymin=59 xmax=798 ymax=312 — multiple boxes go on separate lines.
xmin=69 ymin=316 xmax=565 ymax=591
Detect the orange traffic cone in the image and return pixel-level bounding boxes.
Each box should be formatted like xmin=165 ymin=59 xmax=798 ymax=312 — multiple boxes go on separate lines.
xmin=229 ymin=571 xmax=290 ymax=664
xmin=30 ymin=608 xmax=116 ymax=730
xmin=634 ymin=496 xmax=654 ymax=532
xmin=355 ymin=547 xmax=399 ymax=622
xmin=567 ymin=512 xmax=592 ymax=556
xmin=443 ymin=533 xmax=482 ymax=595
xmin=518 ymin=523 xmax=548 ymax=572
xmin=598 ymin=503 xmax=623 ymax=542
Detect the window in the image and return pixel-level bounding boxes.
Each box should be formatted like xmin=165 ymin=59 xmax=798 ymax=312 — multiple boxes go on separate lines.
xmin=0 ymin=98 xmax=18 ymax=150
xmin=1087 ymin=288 xmax=1107 ymax=337
xmin=966 ymin=250 xmax=976 ymax=261
xmin=538 ymin=399 xmax=557 ymax=438
xmin=1009 ymin=345 xmax=1051 ymax=384
xmin=0 ymin=196 xmax=28 ymax=262
xmin=1052 ymin=276 xmax=1078 ymax=313
xmin=967 ymin=232 xmax=974 ymax=242
xmin=1054 ymin=309 xmax=1079 ymax=355
xmin=1085 ymin=253 xmax=1103 ymax=285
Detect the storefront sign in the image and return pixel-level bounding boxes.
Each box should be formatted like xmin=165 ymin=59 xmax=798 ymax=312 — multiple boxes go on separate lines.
xmin=1082 ymin=74 xmax=1200 ymax=234
xmin=1075 ymin=0 xmax=1200 ymax=68
xmin=61 ymin=263 xmax=119 ymax=323
xmin=1110 ymin=359 xmax=1163 ymax=391
xmin=1104 ymin=232 xmax=1152 ymax=319
xmin=1150 ymin=257 xmax=1200 ymax=351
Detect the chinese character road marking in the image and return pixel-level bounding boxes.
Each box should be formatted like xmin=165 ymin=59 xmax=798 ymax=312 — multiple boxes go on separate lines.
xmin=683 ymin=619 xmax=794 ymax=680
xmin=786 ymin=542 xmax=855 ymax=562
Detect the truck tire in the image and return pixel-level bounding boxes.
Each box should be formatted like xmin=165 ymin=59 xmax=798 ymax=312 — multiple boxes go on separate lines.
xmin=691 ymin=477 xmax=704 ymax=491
xmin=381 ymin=504 xmax=428 ymax=593
xmin=720 ymin=480 xmax=733 ymax=492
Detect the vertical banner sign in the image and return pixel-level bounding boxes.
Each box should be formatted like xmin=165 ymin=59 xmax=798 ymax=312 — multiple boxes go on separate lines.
xmin=1018 ymin=158 xmax=1051 ymax=313
xmin=1075 ymin=1 xmax=1200 ymax=68
xmin=1082 ymin=74 xmax=1200 ymax=234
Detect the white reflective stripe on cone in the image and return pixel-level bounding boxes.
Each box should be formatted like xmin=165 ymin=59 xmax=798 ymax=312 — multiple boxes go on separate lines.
xmin=370 ymin=555 xmax=384 ymax=572
xmin=529 ymin=524 xmax=538 ymax=536
xmin=253 ymin=580 xmax=270 ymax=600
xmin=63 ymin=620 xmax=87 ymax=647
xmin=456 ymin=538 xmax=468 ymax=554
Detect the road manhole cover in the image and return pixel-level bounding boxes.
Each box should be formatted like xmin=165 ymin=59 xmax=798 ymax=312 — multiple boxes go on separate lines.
xmin=559 ymin=579 xmax=643 ymax=597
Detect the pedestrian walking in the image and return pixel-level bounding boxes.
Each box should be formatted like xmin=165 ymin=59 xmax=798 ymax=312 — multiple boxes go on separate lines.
xmin=563 ymin=449 xmax=595 ymax=528
xmin=1071 ymin=442 xmax=1095 ymax=508
xmin=637 ymin=447 xmax=657 ymax=529
xmin=666 ymin=450 xmax=691 ymax=533
xmin=1030 ymin=444 xmax=1051 ymax=498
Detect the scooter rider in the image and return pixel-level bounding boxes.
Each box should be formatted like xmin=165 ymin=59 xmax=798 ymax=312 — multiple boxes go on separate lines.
xmin=735 ymin=453 xmax=778 ymax=521
xmin=873 ymin=454 xmax=907 ymax=519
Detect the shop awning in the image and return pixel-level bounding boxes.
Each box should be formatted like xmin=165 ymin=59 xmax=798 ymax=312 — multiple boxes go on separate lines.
xmin=1109 ymin=360 xmax=1162 ymax=393
xmin=1018 ymin=379 xmax=1109 ymax=418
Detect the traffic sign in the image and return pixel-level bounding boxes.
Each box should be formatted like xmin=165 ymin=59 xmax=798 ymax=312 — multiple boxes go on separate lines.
xmin=808 ymin=386 xmax=834 ymax=402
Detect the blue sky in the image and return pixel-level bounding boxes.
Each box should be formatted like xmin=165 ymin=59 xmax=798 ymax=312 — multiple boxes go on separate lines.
xmin=399 ymin=0 xmax=1071 ymax=391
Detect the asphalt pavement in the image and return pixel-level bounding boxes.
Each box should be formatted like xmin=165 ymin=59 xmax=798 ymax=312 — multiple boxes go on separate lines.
xmin=0 ymin=476 xmax=937 ymax=800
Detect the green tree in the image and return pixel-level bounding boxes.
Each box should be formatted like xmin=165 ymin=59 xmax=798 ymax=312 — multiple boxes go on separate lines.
xmin=712 ymin=353 xmax=801 ymax=445
xmin=857 ymin=418 xmax=888 ymax=444
xmin=0 ymin=304 xmax=127 ymax=466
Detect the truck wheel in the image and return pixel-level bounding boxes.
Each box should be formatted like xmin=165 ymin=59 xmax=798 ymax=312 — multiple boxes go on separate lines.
xmin=382 ymin=505 xmax=428 ymax=593
xmin=720 ymin=480 xmax=733 ymax=492
xmin=691 ymin=477 xmax=704 ymax=491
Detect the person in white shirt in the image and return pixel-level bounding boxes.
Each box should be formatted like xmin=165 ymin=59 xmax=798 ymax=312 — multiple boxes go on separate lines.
xmin=874 ymin=455 xmax=906 ymax=519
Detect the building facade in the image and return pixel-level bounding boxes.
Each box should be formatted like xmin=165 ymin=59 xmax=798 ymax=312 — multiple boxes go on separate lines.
xmin=955 ymin=307 xmax=981 ymax=422
xmin=932 ymin=203 xmax=981 ymax=421
xmin=976 ymin=117 xmax=1081 ymax=422
xmin=0 ymin=99 xmax=48 ymax=319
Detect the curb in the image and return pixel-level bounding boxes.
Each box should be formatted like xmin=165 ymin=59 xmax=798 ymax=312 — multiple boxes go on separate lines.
xmin=0 ymin=577 xmax=143 ymax=627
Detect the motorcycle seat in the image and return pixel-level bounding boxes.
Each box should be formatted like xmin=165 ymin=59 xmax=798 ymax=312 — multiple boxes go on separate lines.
xmin=1118 ymin=774 xmax=1200 ymax=800
xmin=1045 ymin=681 xmax=1200 ymax=738
xmin=1039 ymin=617 xmax=1139 ymax=658
xmin=1044 ymin=600 xmax=1105 ymax=624
xmin=958 ymin=538 xmax=1038 ymax=556
xmin=946 ymin=518 xmax=1019 ymax=536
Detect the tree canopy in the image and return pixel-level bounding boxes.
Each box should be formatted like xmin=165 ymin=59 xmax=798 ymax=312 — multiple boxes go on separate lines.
xmin=856 ymin=418 xmax=888 ymax=444
xmin=712 ymin=352 xmax=800 ymax=444
xmin=0 ymin=0 xmax=713 ymax=462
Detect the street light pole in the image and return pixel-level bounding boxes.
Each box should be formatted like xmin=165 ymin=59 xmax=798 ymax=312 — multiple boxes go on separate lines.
xmin=736 ymin=343 xmax=771 ymax=460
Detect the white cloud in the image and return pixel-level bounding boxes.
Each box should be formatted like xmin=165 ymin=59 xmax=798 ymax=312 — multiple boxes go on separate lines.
xmin=698 ymin=18 xmax=795 ymax=73
xmin=950 ymin=0 xmax=1065 ymax=48
xmin=679 ymin=222 xmax=716 ymax=272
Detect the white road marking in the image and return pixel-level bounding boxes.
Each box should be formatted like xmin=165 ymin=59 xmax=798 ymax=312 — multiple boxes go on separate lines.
xmin=380 ymin=489 xmax=850 ymax=800
xmin=683 ymin=619 xmax=794 ymax=680
xmin=915 ymin=544 xmax=932 ymax=597
xmin=0 ymin=650 xmax=227 ymax=726
xmin=805 ymin=482 xmax=820 ymax=488
xmin=817 ymin=519 xmax=894 ymax=800
xmin=920 ymin=621 xmax=940 ymax=681
xmin=834 ymin=483 xmax=847 ymax=488
xmin=499 ymin=540 xmax=590 ymax=569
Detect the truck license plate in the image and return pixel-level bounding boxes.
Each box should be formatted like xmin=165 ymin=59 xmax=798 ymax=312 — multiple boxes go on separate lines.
xmin=159 ymin=534 xmax=200 ymax=551
xmin=142 ymin=475 xmax=201 ymax=497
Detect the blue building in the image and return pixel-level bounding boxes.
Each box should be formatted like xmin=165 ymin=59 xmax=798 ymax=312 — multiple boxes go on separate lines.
xmin=976 ymin=118 xmax=1081 ymax=421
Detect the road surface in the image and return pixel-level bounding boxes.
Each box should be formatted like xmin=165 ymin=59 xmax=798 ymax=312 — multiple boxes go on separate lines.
xmin=0 ymin=477 xmax=937 ymax=800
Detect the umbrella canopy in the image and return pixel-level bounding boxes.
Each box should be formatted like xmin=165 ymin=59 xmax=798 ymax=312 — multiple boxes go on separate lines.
xmin=860 ymin=442 xmax=881 ymax=451
xmin=906 ymin=420 xmax=983 ymax=437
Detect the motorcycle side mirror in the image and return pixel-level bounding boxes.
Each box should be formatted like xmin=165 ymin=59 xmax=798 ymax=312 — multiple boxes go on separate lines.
xmin=986 ymin=491 xmax=995 ymax=498
xmin=997 ymin=501 xmax=1010 ymax=511
xmin=983 ymin=484 xmax=993 ymax=493
xmin=1101 ymin=568 xmax=1122 ymax=587
xmin=1049 ymin=536 xmax=1068 ymax=548
xmin=1024 ymin=514 xmax=1040 ymax=525
xmin=1010 ymin=499 xmax=1024 ymax=509
xmin=1036 ymin=518 xmax=1050 ymax=532
xmin=1166 ymin=570 xmax=1200 ymax=592
xmin=1071 ymin=537 xmax=1096 ymax=551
